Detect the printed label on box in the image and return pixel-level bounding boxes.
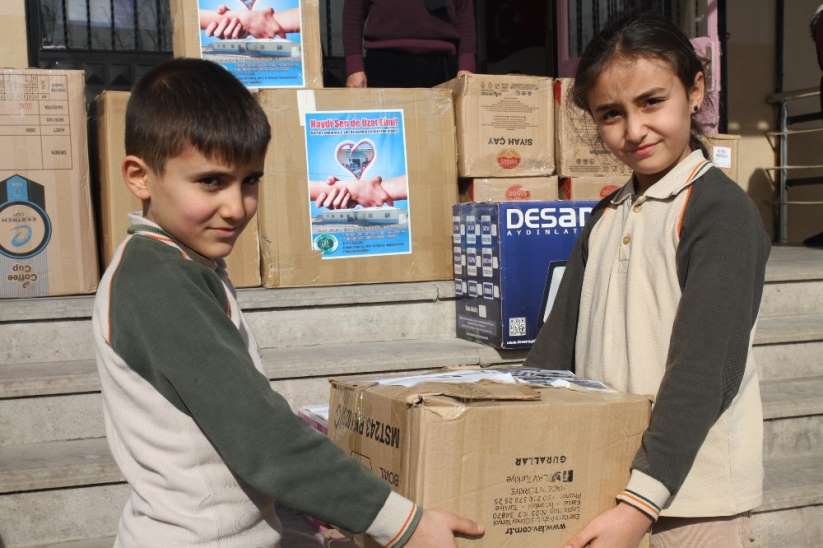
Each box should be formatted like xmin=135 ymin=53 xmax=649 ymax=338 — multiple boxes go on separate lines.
xmin=712 ymin=145 xmax=732 ymax=168
xmin=454 ymin=201 xmax=595 ymax=349
xmin=198 ymin=0 xmax=306 ymax=88
xmin=0 ymin=175 xmax=50 ymax=296
xmin=304 ymin=109 xmax=411 ymax=259
xmin=0 ymin=73 xmax=73 ymax=171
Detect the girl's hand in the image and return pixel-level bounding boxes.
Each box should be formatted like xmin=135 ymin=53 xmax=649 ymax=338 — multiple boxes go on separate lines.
xmin=564 ymin=503 xmax=652 ymax=548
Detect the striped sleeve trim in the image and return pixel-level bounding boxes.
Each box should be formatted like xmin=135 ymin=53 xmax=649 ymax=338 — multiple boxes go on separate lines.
xmin=617 ymin=490 xmax=661 ymax=521
xmin=619 ymin=468 xmax=671 ymax=521
xmin=365 ymin=491 xmax=421 ymax=547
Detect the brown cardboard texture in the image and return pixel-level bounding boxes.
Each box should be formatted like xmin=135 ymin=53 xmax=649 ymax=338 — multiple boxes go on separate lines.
xmin=460 ymin=176 xmax=559 ymax=202
xmin=95 ymin=91 xmax=261 ymax=287
xmin=0 ymin=69 xmax=98 ymax=297
xmin=703 ymin=133 xmax=740 ymax=182
xmin=328 ymin=373 xmax=651 ymax=547
xmin=170 ymin=0 xmax=323 ymax=89
xmin=0 ymin=1 xmax=28 ymax=69
xmin=555 ymin=78 xmax=632 ymax=177
xmin=559 ymin=176 xmax=628 ymax=201
xmin=440 ymin=74 xmax=554 ymax=177
xmin=256 ymin=88 xmax=457 ymax=287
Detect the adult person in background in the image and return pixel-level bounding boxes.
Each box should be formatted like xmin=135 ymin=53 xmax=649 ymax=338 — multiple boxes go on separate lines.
xmin=343 ymin=0 xmax=476 ymax=88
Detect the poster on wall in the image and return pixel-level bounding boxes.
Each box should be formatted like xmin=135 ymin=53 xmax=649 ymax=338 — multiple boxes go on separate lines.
xmin=197 ymin=0 xmax=305 ymax=88
xmin=303 ymin=109 xmax=412 ymax=260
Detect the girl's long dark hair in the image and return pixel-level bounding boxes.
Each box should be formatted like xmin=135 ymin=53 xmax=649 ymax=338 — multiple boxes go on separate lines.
xmin=572 ymin=12 xmax=708 ymax=154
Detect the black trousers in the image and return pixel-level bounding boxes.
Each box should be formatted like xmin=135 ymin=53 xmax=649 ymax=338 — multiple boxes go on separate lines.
xmin=364 ymin=49 xmax=458 ymax=88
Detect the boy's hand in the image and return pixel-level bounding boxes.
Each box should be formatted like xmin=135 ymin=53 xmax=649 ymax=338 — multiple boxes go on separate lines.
xmin=406 ymin=509 xmax=484 ymax=547
xmin=564 ymin=502 xmax=652 ymax=548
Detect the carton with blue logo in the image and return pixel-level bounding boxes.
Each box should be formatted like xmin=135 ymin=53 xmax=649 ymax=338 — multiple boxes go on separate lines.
xmin=0 ymin=69 xmax=98 ymax=298
xmin=454 ymin=201 xmax=595 ymax=349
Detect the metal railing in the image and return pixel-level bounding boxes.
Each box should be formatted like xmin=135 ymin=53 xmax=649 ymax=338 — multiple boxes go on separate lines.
xmin=766 ymin=86 xmax=823 ymax=244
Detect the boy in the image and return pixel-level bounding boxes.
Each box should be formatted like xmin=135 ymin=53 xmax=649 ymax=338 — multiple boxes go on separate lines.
xmin=92 ymin=58 xmax=482 ymax=547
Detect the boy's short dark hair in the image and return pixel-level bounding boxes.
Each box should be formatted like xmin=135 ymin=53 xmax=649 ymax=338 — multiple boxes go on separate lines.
xmin=125 ymin=58 xmax=271 ymax=174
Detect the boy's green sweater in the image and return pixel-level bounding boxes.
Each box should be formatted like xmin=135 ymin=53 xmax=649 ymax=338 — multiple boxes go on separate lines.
xmin=92 ymin=215 xmax=420 ymax=547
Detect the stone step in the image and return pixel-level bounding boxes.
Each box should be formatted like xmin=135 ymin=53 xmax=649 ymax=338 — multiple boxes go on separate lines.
xmin=1 ymin=316 xmax=821 ymax=448
xmin=0 ymin=282 xmax=457 ymax=365
xmin=0 ymin=438 xmax=819 ymax=547
xmin=0 ymin=337 xmax=523 ymax=400
xmin=2 ymin=246 xmax=821 ymax=366
xmin=761 ymin=376 xmax=823 ymax=459
xmin=760 ymin=247 xmax=823 ymax=317
xmin=2 ymin=374 xmax=818 ymax=494
xmin=764 ymin=245 xmax=823 ymax=282
xmin=761 ymin=279 xmax=823 ymax=316
xmin=2 ymin=314 xmax=819 ymax=400
xmin=24 ymin=539 xmax=116 ymax=548
xmin=0 ymin=338 xmax=524 ymax=447
xmin=1 ymin=245 xmax=817 ymax=324
xmin=0 ymin=483 xmax=128 ymax=548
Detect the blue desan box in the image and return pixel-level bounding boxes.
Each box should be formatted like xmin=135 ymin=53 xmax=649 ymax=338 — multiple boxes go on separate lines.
xmin=453 ymin=201 xmax=596 ymax=349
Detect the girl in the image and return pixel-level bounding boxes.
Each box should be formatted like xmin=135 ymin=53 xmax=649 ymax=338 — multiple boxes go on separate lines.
xmin=525 ymin=12 xmax=769 ymax=548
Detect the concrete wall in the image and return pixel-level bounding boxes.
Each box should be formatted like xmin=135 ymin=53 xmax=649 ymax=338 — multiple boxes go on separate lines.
xmin=0 ymin=0 xmax=28 ymax=68
xmin=726 ymin=0 xmax=778 ymax=239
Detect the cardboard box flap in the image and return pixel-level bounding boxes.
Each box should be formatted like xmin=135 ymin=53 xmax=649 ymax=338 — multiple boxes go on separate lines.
xmin=404 ymin=380 xmax=540 ymax=405
xmin=330 ymin=376 xmax=541 ymax=405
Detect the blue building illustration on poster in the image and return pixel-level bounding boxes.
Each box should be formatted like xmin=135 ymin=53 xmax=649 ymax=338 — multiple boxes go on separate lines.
xmin=198 ymin=0 xmax=304 ymax=88
xmin=304 ymin=110 xmax=412 ymax=260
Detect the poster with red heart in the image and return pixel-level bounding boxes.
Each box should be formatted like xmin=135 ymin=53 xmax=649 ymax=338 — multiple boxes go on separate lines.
xmin=303 ymin=109 xmax=411 ymax=260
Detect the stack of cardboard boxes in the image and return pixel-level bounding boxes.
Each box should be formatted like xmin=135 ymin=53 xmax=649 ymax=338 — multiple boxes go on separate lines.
xmin=93 ymin=0 xmax=328 ymax=288
xmin=448 ymin=76 xmax=625 ymax=349
xmin=444 ymin=73 xmax=558 ymax=202
xmin=0 ymin=69 xmax=98 ymax=298
xmin=90 ymin=1 xmax=459 ymax=289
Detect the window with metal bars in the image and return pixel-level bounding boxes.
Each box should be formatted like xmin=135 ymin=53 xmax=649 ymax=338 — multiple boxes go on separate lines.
xmin=568 ymin=0 xmax=684 ymax=59
xmin=26 ymin=0 xmax=173 ymax=99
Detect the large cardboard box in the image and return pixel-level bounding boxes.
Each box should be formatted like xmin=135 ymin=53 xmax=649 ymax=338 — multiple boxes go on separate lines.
xmin=559 ymin=175 xmax=627 ymax=201
xmin=0 ymin=0 xmax=28 ymax=69
xmin=0 ymin=69 xmax=98 ymax=297
xmin=328 ymin=368 xmax=651 ymax=548
xmin=95 ymin=91 xmax=262 ymax=287
xmin=170 ymin=0 xmax=323 ymax=89
xmin=703 ymin=133 xmax=740 ymax=182
xmin=440 ymin=74 xmax=554 ymax=178
xmin=256 ymin=88 xmax=457 ymax=287
xmin=554 ymin=78 xmax=631 ymax=178
xmin=460 ymin=176 xmax=558 ymax=202
xmin=453 ymin=201 xmax=594 ymax=349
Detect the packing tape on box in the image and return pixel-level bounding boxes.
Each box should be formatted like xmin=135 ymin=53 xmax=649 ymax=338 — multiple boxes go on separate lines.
xmin=297 ymin=90 xmax=316 ymax=127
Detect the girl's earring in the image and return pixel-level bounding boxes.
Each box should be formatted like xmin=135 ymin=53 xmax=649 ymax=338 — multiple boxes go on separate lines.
xmin=692 ymin=105 xmax=699 ymax=113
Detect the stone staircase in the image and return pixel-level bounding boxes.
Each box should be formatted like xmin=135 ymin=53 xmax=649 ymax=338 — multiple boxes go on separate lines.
xmin=0 ymin=246 xmax=821 ymax=547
